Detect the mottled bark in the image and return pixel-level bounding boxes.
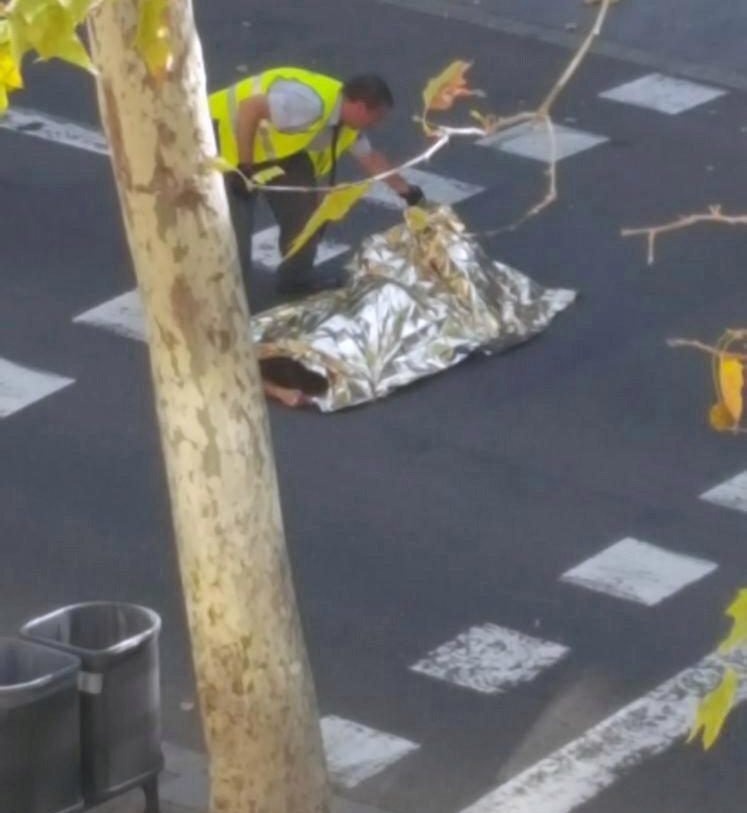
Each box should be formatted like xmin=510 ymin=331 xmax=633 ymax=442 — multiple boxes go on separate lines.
xmin=86 ymin=2 xmax=329 ymax=811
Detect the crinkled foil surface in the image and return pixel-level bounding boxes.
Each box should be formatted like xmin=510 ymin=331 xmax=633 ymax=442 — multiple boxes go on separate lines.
xmin=251 ymin=206 xmax=576 ymax=411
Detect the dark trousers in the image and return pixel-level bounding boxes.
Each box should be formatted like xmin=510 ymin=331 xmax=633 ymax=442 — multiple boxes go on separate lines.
xmin=228 ymin=151 xmax=321 ymax=292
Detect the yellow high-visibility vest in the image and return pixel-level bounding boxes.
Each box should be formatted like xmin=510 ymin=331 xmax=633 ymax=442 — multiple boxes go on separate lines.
xmin=208 ymin=67 xmax=361 ymax=177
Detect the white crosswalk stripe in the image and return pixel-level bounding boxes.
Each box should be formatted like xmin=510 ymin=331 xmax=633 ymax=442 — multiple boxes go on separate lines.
xmin=561 ymin=537 xmax=718 ymax=606
xmin=410 ymin=623 xmax=569 ymax=695
xmin=321 ymin=716 xmax=420 ymax=789
xmin=0 ymin=357 xmax=75 ymax=418
xmin=251 ymin=225 xmax=350 ymax=271
xmin=74 ymin=290 xmax=146 ymax=343
xmin=599 ymin=73 xmax=726 ymax=115
xmin=478 ymin=121 xmax=608 ymax=163
xmin=0 ymin=107 xmax=108 ymax=155
xmin=701 ymin=470 xmax=747 ymax=514
xmin=364 ymin=167 xmax=483 ymax=209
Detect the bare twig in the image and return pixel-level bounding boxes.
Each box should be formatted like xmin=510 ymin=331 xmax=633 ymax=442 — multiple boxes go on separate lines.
xmin=622 ymin=206 xmax=747 ymax=265
xmin=538 ymin=0 xmax=613 ymax=115
xmin=237 ymin=133 xmax=451 ymax=194
xmin=668 ymin=336 xmax=747 ymax=361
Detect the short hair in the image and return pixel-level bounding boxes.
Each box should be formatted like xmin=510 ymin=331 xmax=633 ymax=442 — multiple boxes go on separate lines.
xmin=342 ymin=75 xmax=394 ymax=110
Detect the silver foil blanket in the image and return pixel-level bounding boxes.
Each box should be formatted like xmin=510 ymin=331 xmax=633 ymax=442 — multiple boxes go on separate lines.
xmin=251 ymin=206 xmax=576 ymax=411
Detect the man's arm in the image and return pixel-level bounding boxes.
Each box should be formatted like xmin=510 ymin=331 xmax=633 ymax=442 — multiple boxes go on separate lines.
xmin=236 ymin=94 xmax=271 ymax=167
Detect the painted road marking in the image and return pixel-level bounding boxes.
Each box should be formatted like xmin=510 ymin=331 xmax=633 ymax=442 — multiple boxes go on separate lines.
xmin=321 ymin=715 xmax=420 ymax=789
xmin=478 ymin=122 xmax=608 ymax=163
xmin=0 ymin=357 xmax=75 ymax=418
xmin=561 ymin=537 xmax=717 ymax=606
xmin=364 ymin=167 xmax=484 ymax=209
xmin=74 ymin=290 xmax=146 ymax=343
xmin=0 ymin=107 xmax=108 ymax=155
xmin=251 ymin=226 xmax=350 ymax=271
xmin=701 ymin=470 xmax=747 ymax=514
xmin=599 ymin=73 xmax=726 ymax=115
xmin=161 ymin=739 xmax=398 ymax=811
xmin=458 ymin=646 xmax=747 ymax=813
xmin=410 ymin=623 xmax=569 ymax=695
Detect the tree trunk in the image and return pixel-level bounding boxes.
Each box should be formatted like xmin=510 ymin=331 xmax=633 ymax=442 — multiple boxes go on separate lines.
xmin=86 ymin=3 xmax=329 ymax=811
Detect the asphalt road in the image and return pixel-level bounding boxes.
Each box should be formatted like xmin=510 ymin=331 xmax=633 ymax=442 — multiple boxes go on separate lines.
xmin=2 ymin=1 xmax=747 ymax=811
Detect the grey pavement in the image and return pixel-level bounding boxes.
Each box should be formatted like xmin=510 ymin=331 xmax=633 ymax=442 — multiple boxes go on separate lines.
xmin=376 ymin=0 xmax=747 ymax=91
xmin=3 ymin=1 xmax=747 ymax=813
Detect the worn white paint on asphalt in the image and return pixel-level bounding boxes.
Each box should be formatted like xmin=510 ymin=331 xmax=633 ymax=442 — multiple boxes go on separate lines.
xmin=251 ymin=226 xmax=350 ymax=271
xmin=459 ymin=646 xmax=747 ymax=813
xmin=701 ymin=470 xmax=747 ymax=514
xmin=478 ymin=122 xmax=608 ymax=163
xmin=364 ymin=167 xmax=484 ymax=209
xmin=599 ymin=73 xmax=726 ymax=115
xmin=74 ymin=290 xmax=146 ymax=343
xmin=160 ymin=740 xmax=396 ymax=812
xmin=0 ymin=107 xmax=109 ymax=155
xmin=321 ymin=715 xmax=420 ymax=789
xmin=561 ymin=537 xmax=718 ymax=606
xmin=0 ymin=357 xmax=75 ymax=418
xmin=410 ymin=623 xmax=570 ymax=695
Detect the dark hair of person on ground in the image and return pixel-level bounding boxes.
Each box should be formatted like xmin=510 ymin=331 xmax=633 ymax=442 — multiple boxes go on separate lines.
xmin=342 ymin=75 xmax=395 ymax=111
xmin=259 ymin=357 xmax=330 ymax=397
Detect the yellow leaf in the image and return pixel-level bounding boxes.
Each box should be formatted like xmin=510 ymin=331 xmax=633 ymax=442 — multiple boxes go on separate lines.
xmin=251 ymin=166 xmax=285 ymax=185
xmin=15 ymin=1 xmax=94 ymax=71
xmin=423 ymin=60 xmax=482 ymax=113
xmin=286 ymin=182 xmax=370 ymax=260
xmin=719 ymin=589 xmax=747 ymax=652
xmin=60 ymin=0 xmax=97 ymax=23
xmin=688 ymin=668 xmax=738 ymax=750
xmin=405 ymin=205 xmax=430 ymax=232
xmin=134 ymin=0 xmax=172 ymax=80
xmin=0 ymin=23 xmax=23 ymax=113
xmin=718 ymin=354 xmax=743 ymax=425
xmin=709 ymin=402 xmax=736 ymax=432
xmin=205 ymin=156 xmax=236 ymax=175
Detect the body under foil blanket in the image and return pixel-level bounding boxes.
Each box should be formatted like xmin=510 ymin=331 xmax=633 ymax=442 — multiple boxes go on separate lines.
xmin=252 ymin=206 xmax=576 ymax=411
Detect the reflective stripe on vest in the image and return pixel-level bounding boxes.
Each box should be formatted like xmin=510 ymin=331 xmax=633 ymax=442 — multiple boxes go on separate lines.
xmin=208 ymin=67 xmax=361 ymax=175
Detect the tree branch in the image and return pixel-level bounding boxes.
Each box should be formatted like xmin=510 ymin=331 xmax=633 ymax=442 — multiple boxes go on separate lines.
xmin=622 ymin=207 xmax=747 ymax=265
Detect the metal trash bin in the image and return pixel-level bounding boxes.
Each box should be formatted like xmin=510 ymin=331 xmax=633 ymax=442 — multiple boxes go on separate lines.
xmin=0 ymin=637 xmax=83 ymax=813
xmin=21 ymin=603 xmax=163 ymax=808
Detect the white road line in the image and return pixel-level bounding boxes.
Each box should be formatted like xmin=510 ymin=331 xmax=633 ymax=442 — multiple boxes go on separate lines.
xmin=251 ymin=226 xmax=349 ymax=271
xmin=161 ymin=742 xmax=380 ymax=809
xmin=74 ymin=290 xmax=146 ymax=343
xmin=478 ymin=122 xmax=608 ymax=163
xmin=321 ymin=716 xmax=419 ymax=789
xmin=701 ymin=470 xmax=747 ymax=514
xmin=459 ymin=646 xmax=747 ymax=813
xmin=0 ymin=107 xmax=108 ymax=155
xmin=599 ymin=73 xmax=726 ymax=115
xmin=0 ymin=357 xmax=75 ymax=418
xmin=364 ymin=167 xmax=484 ymax=209
xmin=410 ymin=624 xmax=569 ymax=695
xmin=561 ymin=538 xmax=718 ymax=606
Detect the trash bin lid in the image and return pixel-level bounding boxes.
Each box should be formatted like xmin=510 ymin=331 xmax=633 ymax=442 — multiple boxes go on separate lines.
xmin=0 ymin=637 xmax=80 ymax=709
xmin=20 ymin=602 xmax=161 ymax=670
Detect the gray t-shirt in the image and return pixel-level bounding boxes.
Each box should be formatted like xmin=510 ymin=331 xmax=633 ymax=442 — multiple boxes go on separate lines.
xmin=266 ymin=78 xmax=373 ymax=157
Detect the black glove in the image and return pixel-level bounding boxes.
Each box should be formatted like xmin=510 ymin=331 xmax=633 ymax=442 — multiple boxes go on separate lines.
xmin=400 ymin=184 xmax=425 ymax=207
xmin=228 ymin=163 xmax=254 ymax=199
